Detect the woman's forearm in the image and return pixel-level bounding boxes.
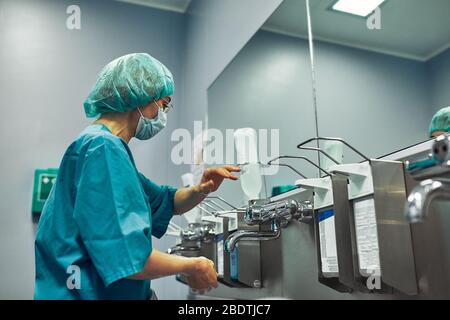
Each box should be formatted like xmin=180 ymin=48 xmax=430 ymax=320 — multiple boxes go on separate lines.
xmin=128 ymin=249 xmax=193 ymax=280
xmin=129 ymin=250 xmax=219 ymax=291
xmin=173 ymin=186 xmax=206 ymax=215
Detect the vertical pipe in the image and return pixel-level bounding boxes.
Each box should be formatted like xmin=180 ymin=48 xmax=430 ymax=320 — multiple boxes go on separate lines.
xmin=305 ymin=0 xmax=321 ymax=177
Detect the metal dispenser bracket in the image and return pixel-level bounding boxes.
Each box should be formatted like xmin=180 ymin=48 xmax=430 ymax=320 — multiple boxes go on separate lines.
xmin=298 ymin=137 xmax=418 ymax=295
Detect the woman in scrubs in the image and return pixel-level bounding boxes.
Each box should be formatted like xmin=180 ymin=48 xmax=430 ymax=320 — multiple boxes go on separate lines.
xmin=34 ymin=53 xmax=240 ymax=300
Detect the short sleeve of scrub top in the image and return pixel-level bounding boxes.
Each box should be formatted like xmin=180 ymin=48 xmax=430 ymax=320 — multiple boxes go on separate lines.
xmin=73 ymin=134 xmax=153 ymax=287
xmin=138 ymin=173 xmax=177 ymax=238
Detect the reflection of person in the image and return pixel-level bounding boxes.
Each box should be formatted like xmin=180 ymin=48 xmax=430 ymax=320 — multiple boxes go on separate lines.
xmin=429 ymin=106 xmax=450 ymax=138
xmin=34 ymin=53 xmax=240 ymax=300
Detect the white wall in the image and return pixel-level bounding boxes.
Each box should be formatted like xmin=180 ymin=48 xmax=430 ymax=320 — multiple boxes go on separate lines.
xmin=176 ymin=0 xmax=283 ymax=169
xmin=314 ymin=39 xmax=435 ymax=160
xmin=428 ymin=49 xmax=450 ymax=114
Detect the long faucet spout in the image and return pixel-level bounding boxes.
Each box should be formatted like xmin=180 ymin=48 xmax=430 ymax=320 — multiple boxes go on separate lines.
xmin=167 ymin=245 xmax=200 ymax=255
xmin=224 ymin=229 xmax=281 ymax=252
xmin=405 ymin=179 xmax=450 ymax=223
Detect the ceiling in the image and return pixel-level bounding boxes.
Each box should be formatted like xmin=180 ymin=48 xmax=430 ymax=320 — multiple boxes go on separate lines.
xmin=263 ymin=0 xmax=450 ymax=61
xmin=114 ymin=0 xmax=191 ymax=13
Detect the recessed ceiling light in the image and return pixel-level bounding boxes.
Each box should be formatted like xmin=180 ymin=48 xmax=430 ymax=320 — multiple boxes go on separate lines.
xmin=332 ymin=0 xmax=386 ymax=17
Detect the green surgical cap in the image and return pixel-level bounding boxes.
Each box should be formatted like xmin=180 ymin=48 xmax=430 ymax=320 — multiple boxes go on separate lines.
xmin=83 ymin=53 xmax=174 ymax=118
xmin=429 ymin=106 xmax=450 ymax=137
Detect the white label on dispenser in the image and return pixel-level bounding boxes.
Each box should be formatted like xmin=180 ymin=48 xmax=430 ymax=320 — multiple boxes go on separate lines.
xmin=217 ymin=236 xmax=224 ymax=276
xmin=318 ymin=209 xmax=339 ymax=276
xmin=353 ymin=198 xmax=381 ymax=276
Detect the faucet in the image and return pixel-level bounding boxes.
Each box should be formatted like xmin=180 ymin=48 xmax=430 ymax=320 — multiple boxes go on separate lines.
xmin=224 ymin=198 xmax=313 ymax=252
xmin=405 ymin=179 xmax=450 ymax=223
xmin=405 ymin=134 xmax=450 ymax=223
xmin=224 ymin=227 xmax=281 ymax=252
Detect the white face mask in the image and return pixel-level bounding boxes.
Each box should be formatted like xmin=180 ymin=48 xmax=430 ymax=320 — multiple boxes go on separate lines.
xmin=134 ymin=102 xmax=167 ymax=140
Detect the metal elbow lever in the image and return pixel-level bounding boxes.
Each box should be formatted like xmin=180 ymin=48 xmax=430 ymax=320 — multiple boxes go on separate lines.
xmin=267 ymin=155 xmax=332 ymax=177
xmin=245 ymin=199 xmax=313 ymax=226
xmin=224 ymin=228 xmax=281 ymax=253
xmin=405 ymin=179 xmax=450 ymax=223
xmin=296 ymin=137 xmax=370 ymax=162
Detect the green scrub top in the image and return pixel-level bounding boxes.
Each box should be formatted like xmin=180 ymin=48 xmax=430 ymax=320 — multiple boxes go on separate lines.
xmin=34 ymin=124 xmax=177 ymax=300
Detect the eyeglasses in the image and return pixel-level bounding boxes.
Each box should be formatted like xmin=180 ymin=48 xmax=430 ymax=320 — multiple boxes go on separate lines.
xmin=160 ymin=97 xmax=174 ymax=114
